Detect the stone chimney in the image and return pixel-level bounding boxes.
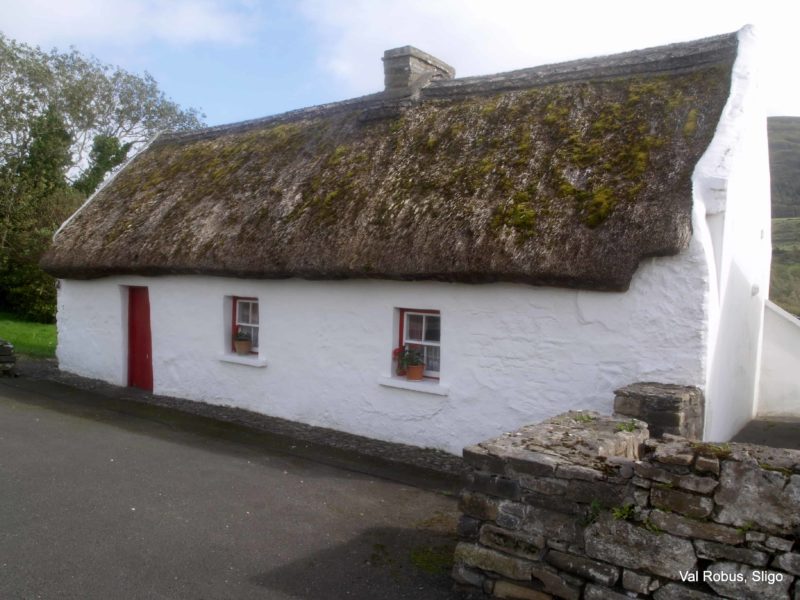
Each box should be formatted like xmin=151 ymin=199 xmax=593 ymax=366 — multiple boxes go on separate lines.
xmin=382 ymin=46 xmax=454 ymax=97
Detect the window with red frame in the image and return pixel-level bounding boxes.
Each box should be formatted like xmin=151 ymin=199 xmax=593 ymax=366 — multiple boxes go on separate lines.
xmin=232 ymin=297 xmax=259 ymax=352
xmin=398 ymin=309 xmax=440 ymax=378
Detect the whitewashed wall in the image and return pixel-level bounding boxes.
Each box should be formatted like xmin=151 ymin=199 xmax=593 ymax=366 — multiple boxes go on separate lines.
xmin=57 ymin=242 xmax=709 ymax=455
xmin=758 ymin=301 xmax=800 ymax=416
xmin=693 ymin=26 xmax=772 ymax=441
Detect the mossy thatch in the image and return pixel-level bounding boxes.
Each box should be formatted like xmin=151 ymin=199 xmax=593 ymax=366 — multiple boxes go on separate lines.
xmin=42 ymin=34 xmax=736 ymax=291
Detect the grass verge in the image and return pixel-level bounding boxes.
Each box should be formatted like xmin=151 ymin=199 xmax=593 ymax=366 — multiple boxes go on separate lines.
xmin=0 ymin=311 xmax=56 ymax=357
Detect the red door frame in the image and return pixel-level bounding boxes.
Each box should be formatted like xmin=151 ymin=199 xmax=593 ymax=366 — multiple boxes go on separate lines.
xmin=128 ymin=286 xmax=153 ymax=391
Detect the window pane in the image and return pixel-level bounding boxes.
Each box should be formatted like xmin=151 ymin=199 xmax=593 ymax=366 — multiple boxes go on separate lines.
xmin=239 ymin=325 xmax=258 ymax=348
xmin=250 ymin=302 xmax=259 ymax=325
xmin=238 ymin=301 xmax=250 ymax=323
xmin=424 ymin=345 xmax=440 ymax=372
xmin=424 ymin=315 xmax=440 ymax=342
xmin=249 ymin=326 xmax=259 ymax=349
xmin=407 ymin=314 xmax=423 ymax=341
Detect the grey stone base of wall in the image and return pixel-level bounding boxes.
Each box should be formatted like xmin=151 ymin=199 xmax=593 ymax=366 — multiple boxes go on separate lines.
xmin=453 ymin=411 xmax=800 ymax=599
xmin=614 ymin=382 xmax=704 ymax=440
xmin=0 ymin=339 xmax=17 ymax=377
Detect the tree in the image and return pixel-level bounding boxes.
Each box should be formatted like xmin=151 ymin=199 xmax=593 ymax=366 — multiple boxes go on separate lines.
xmin=73 ymin=135 xmax=132 ymax=195
xmin=0 ymin=34 xmax=204 ymax=321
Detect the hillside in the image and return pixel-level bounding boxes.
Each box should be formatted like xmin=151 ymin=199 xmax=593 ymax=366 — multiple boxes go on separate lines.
xmin=770 ymin=117 xmax=800 ymax=217
xmin=769 ymin=116 xmax=800 ymax=315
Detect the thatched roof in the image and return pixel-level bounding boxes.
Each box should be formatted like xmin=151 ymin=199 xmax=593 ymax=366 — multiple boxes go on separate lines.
xmin=42 ymin=33 xmax=738 ymax=291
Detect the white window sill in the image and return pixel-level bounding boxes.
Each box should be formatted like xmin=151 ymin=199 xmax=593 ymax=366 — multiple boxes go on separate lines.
xmin=218 ymin=354 xmax=268 ymax=368
xmin=378 ymin=376 xmax=449 ymax=396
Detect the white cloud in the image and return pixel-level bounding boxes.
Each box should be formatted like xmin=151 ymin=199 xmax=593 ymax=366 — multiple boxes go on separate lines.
xmin=0 ymin=0 xmax=260 ymax=47
xmin=299 ymin=0 xmax=800 ymax=116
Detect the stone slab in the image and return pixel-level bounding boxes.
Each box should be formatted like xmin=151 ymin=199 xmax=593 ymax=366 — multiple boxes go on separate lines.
xmin=584 ymin=515 xmax=696 ymax=580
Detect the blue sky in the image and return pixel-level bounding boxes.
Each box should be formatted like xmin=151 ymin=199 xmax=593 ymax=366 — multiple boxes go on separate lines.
xmin=0 ymin=0 xmax=798 ymax=127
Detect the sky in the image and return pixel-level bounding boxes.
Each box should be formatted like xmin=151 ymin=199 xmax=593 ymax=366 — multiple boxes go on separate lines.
xmin=0 ymin=0 xmax=798 ymax=127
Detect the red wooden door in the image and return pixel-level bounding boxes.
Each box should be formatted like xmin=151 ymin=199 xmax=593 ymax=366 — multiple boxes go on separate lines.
xmin=128 ymin=287 xmax=153 ymax=391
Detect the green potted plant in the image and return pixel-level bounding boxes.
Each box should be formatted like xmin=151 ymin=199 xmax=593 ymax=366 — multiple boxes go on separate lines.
xmin=234 ymin=327 xmax=252 ymax=355
xmin=395 ymin=345 xmax=425 ymax=381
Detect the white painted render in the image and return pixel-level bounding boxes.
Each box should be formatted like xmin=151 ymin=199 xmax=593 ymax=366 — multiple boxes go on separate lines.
xmin=693 ymin=26 xmax=772 ymax=441
xmin=758 ymin=301 xmax=800 ymax=417
xmin=57 ymin=243 xmax=709 ymax=455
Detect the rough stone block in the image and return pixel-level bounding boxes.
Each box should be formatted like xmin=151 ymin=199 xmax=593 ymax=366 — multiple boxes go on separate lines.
xmin=705 ymin=561 xmax=793 ymax=600
xmin=545 ymin=550 xmax=619 ymax=586
xmin=506 ymin=450 xmax=564 ymax=478
xmin=496 ymin=512 xmax=522 ymax=531
xmin=653 ymin=440 xmax=695 ymax=466
xmin=584 ymin=515 xmax=696 ymax=580
xmin=746 ymin=531 xmax=767 ymax=543
xmin=492 ymin=580 xmax=552 ymax=600
xmin=479 ymin=524 xmax=545 ymax=562
xmin=583 ymin=583 xmax=630 ymax=600
xmin=460 ymin=492 xmax=500 ymax=521
xmin=773 ymin=552 xmax=800 ymax=576
xmin=464 ymin=444 xmax=507 ymax=474
xmin=453 ymin=542 xmax=534 ymax=581
xmin=529 ymin=563 xmax=581 ymax=600
xmin=650 ymin=510 xmax=743 ymax=545
xmin=554 ymin=463 xmax=606 ymax=482
xmin=521 ymin=506 xmax=581 ymax=545
xmin=499 ymin=500 xmax=527 ymax=518
xmin=518 ymin=475 xmax=567 ymax=496
xmin=633 ymin=488 xmax=650 ymax=507
xmin=622 ymin=569 xmax=651 ymax=593
xmin=714 ymin=462 xmax=800 ymax=536
xmin=451 ymin=564 xmax=486 ymax=588
xmin=634 ymin=462 xmax=718 ymax=494
xmin=458 ymin=515 xmax=483 ymax=540
xmin=522 ymin=492 xmax=582 ymax=516
xmin=651 ymin=486 xmax=714 ymax=519
xmin=693 ymin=539 xmax=770 ymax=567
xmin=613 ymin=382 xmax=704 ymax=439
xmin=767 ymin=537 xmax=795 ymax=553
xmin=468 ymin=472 xmax=521 ymax=501
xmin=652 ymin=582 xmax=720 ymax=599
xmin=694 ymin=455 xmax=720 ymax=476
xmin=562 ymin=479 xmax=628 ymax=507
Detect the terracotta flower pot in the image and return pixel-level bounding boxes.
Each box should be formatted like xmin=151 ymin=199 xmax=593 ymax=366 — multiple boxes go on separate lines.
xmin=406 ymin=364 xmax=424 ymax=381
xmin=234 ymin=340 xmax=252 ymax=355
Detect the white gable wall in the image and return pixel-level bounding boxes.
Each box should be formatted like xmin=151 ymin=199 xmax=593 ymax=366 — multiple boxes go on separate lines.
xmin=693 ymin=26 xmax=772 ymax=441
xmin=57 ymin=238 xmax=709 ymax=454
xmin=758 ymin=301 xmax=800 ymax=416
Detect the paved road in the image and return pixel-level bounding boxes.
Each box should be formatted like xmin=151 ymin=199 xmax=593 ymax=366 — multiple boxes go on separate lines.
xmin=0 ymin=379 xmax=460 ymax=599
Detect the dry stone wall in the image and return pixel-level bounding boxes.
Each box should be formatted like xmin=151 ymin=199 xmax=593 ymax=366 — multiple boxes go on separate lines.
xmin=0 ymin=339 xmax=17 ymax=377
xmin=453 ymin=411 xmax=800 ymax=599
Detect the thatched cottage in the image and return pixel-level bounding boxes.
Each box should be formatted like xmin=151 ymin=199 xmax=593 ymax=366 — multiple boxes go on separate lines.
xmin=42 ymin=27 xmax=790 ymax=454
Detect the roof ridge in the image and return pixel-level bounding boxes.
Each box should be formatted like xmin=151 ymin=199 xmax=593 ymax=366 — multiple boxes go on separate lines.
xmin=157 ymin=30 xmax=738 ymax=145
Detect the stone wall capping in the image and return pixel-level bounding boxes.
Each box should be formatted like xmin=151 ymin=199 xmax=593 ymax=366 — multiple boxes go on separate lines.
xmin=454 ymin=410 xmax=800 ymax=599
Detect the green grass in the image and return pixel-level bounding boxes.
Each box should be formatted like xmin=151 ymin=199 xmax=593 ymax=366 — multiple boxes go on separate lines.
xmin=771 ymin=217 xmax=800 ymax=316
xmin=0 ymin=311 xmax=56 ymax=357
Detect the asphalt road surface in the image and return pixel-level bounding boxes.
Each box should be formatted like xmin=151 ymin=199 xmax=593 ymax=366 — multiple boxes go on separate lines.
xmin=0 ymin=378 xmax=461 ymax=599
